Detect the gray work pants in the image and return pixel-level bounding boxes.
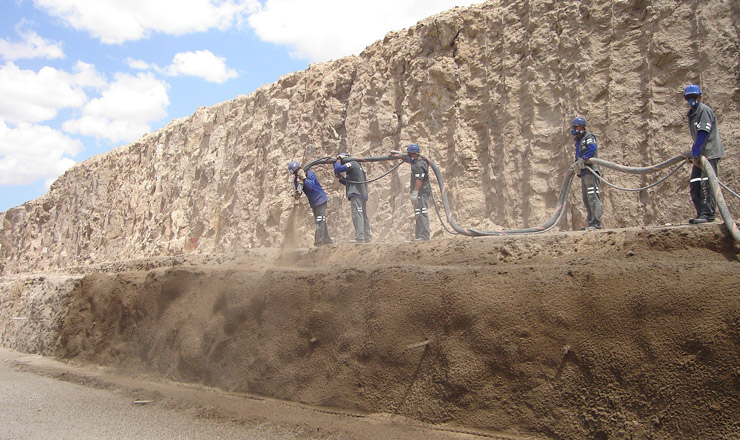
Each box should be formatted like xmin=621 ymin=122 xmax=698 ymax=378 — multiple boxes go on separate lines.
xmin=312 ymin=202 xmax=333 ymax=246
xmin=580 ymin=172 xmax=602 ymax=228
xmin=690 ymin=158 xmax=719 ymax=220
xmin=414 ymin=193 xmax=431 ymax=240
xmin=350 ymin=197 xmax=372 ymax=242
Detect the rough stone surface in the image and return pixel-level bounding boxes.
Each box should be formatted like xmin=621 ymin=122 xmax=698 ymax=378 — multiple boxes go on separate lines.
xmin=1 ymin=0 xmax=739 ymax=274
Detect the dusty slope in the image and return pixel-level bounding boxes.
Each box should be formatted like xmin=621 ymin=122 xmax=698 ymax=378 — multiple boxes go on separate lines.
xmin=2 ymin=225 xmax=739 ymax=439
xmin=1 ymin=0 xmax=739 ymax=274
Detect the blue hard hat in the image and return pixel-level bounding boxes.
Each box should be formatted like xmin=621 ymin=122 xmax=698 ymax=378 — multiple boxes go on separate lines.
xmin=406 ymin=143 xmax=421 ymax=154
xmin=338 ymin=152 xmax=350 ymax=158
xmin=683 ymin=84 xmax=702 ymax=97
xmin=571 ymin=116 xmax=586 ymax=127
xmin=288 ymin=161 xmax=301 ymax=173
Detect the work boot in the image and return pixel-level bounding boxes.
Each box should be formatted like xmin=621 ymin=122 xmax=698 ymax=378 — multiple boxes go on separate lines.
xmin=690 ymin=216 xmax=714 ymax=224
xmin=348 ymin=239 xmax=364 ymax=244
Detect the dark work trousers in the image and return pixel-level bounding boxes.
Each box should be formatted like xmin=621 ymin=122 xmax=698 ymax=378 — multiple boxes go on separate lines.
xmin=350 ymin=197 xmax=372 ymax=242
xmin=414 ymin=193 xmax=431 ymax=240
xmin=690 ymin=158 xmax=719 ymax=220
xmin=312 ymin=202 xmax=332 ymax=246
xmin=580 ymin=171 xmax=602 ymax=228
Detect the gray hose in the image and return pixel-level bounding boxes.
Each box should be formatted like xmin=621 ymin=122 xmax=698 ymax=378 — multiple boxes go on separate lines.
xmin=340 ymin=161 xmax=404 ymax=184
xmin=584 ymin=162 xmax=687 ymax=192
xmin=700 ymin=156 xmax=740 ymax=243
xmin=302 ymin=151 xmax=740 ymax=244
xmin=424 ymin=155 xmax=576 ymax=236
xmin=719 ymin=180 xmax=740 ymax=200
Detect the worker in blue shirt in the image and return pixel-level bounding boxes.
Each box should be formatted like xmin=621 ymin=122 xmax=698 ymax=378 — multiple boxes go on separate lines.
xmin=288 ymin=160 xmax=333 ymax=246
xmin=570 ymin=116 xmax=603 ymax=230
xmin=683 ymin=84 xmax=724 ymax=224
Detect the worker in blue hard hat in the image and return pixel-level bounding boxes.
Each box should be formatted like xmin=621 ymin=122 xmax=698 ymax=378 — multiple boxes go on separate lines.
xmin=288 ymin=160 xmax=333 ymax=246
xmin=683 ymin=84 xmax=724 ymax=224
xmin=570 ymin=116 xmax=603 ymax=230
xmin=403 ymin=144 xmax=432 ymax=241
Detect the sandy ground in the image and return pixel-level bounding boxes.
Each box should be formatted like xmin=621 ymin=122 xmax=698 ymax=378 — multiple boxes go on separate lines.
xmin=2 ymin=223 xmax=740 ymax=439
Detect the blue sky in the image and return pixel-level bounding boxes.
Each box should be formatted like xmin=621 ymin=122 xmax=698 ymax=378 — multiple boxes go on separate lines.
xmin=0 ymin=0 xmax=480 ymax=212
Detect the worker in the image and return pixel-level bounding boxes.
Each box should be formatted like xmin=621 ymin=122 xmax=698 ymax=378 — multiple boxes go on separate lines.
xmin=401 ymin=144 xmax=432 ymax=241
xmin=570 ymin=116 xmax=603 ymax=230
xmin=334 ymin=153 xmax=372 ymax=243
xmin=288 ymin=160 xmax=333 ymax=246
xmin=683 ymin=84 xmax=724 ymax=224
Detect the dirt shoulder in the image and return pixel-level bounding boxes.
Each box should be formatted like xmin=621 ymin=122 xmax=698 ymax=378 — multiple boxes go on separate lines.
xmin=1 ymin=224 xmax=739 ymax=439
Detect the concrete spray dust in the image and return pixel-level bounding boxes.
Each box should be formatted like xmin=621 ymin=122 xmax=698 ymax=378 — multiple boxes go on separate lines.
xmin=279 ymin=203 xmax=301 ymax=261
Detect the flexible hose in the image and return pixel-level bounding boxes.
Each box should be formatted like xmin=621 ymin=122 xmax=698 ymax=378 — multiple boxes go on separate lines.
xmin=700 ymin=156 xmax=740 ymax=243
xmin=584 ymin=162 xmax=687 ymax=192
xmin=301 ymin=151 xmax=740 ymax=244
xmin=339 ymin=161 xmax=404 ymax=184
xmin=719 ymin=180 xmax=740 ymax=200
xmin=424 ymin=155 xmax=576 ymax=236
xmin=429 ymin=192 xmax=460 ymax=235
xmin=588 ymin=153 xmax=690 ymax=174
xmin=304 ymin=155 xmax=404 ymax=171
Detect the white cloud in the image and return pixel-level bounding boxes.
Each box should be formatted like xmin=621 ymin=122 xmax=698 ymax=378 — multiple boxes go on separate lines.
xmin=0 ymin=24 xmax=65 ymax=60
xmin=0 ymin=120 xmax=80 ymax=186
xmin=34 ymin=0 xmax=261 ymax=44
xmin=63 ymin=72 xmax=170 ymax=143
xmin=126 ymin=57 xmax=152 ymax=70
xmin=165 ymin=50 xmax=237 ymax=83
xmin=0 ymin=61 xmax=91 ymax=123
xmin=248 ymin=0 xmax=481 ymax=62
xmin=71 ymin=61 xmax=107 ymax=89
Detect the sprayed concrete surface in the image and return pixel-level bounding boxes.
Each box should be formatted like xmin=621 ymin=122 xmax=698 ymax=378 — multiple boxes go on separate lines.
xmin=2 ymin=224 xmax=739 ymax=439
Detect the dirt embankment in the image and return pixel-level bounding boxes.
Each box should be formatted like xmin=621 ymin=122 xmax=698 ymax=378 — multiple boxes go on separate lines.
xmin=2 ymin=225 xmax=740 ymax=439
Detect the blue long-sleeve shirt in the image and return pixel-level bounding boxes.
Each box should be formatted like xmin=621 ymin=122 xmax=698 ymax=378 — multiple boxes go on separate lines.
xmin=294 ymin=170 xmax=327 ymax=208
xmin=573 ymin=131 xmax=600 ymax=177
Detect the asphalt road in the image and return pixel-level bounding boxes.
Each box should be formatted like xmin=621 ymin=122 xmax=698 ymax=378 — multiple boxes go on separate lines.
xmin=0 ymin=355 xmax=307 ymax=440
xmin=0 ymin=348 xmax=496 ymax=440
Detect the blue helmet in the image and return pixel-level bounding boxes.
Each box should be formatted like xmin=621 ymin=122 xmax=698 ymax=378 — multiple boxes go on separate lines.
xmin=288 ymin=161 xmax=301 ymax=173
xmin=338 ymin=152 xmax=350 ymax=158
xmin=406 ymin=143 xmax=421 ymax=154
xmin=683 ymin=84 xmax=702 ymax=97
xmin=571 ymin=116 xmax=586 ymax=128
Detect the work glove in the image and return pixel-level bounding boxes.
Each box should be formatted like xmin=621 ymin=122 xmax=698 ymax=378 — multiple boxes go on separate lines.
xmin=410 ymin=191 xmax=419 ymax=203
xmin=389 ymin=150 xmax=401 ymax=156
xmin=576 ymin=158 xmax=586 ymax=170
xmin=293 ymin=190 xmax=302 ymax=199
xmin=296 ymin=168 xmax=306 ymax=182
xmin=692 ymin=157 xmax=701 ymax=168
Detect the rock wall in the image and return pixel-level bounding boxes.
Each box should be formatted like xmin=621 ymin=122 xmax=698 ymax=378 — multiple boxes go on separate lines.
xmin=2 ymin=0 xmax=739 ymax=274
